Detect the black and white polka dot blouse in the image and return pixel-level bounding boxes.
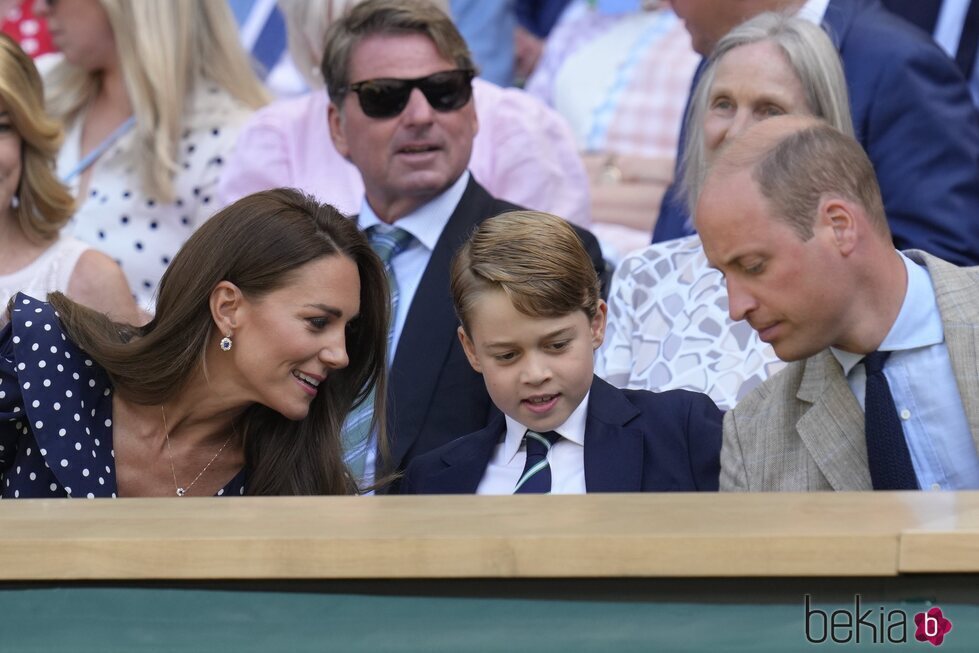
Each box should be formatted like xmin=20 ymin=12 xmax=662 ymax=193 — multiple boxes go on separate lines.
xmin=0 ymin=294 xmax=246 ymax=498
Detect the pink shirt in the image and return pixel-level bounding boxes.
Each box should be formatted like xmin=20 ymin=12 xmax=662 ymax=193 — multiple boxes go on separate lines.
xmin=217 ymin=78 xmax=591 ymax=226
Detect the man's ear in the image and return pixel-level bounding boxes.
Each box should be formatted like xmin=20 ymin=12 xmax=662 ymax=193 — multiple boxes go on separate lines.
xmin=457 ymin=325 xmax=482 ymax=373
xmin=590 ymin=299 xmax=608 ymax=350
xmin=328 ymin=101 xmax=351 ymax=161
xmin=209 ymin=281 xmax=244 ymax=339
xmin=820 ymin=196 xmax=858 ymax=256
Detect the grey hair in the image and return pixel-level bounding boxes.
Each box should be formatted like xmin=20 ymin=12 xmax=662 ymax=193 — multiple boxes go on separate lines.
xmin=680 ymin=12 xmax=853 ymax=213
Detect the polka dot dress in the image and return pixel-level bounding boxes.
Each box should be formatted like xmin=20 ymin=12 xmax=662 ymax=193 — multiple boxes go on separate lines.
xmin=56 ymin=86 xmax=256 ymax=312
xmin=0 ymin=294 xmax=246 ymax=499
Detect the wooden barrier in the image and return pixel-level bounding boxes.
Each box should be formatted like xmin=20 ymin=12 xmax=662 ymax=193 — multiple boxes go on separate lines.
xmin=2 ymin=492 xmax=977 ymax=581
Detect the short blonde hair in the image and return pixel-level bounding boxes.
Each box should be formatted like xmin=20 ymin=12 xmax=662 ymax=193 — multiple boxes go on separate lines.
xmin=451 ymin=211 xmax=600 ymax=333
xmin=0 ymin=34 xmax=73 ymax=242
xmin=45 ymin=0 xmax=269 ymax=203
xmin=707 ymin=119 xmax=888 ymax=240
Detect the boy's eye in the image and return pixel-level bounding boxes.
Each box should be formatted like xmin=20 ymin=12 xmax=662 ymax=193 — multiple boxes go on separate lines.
xmin=493 ymin=351 xmax=517 ymax=362
xmin=547 ymin=340 xmax=570 ymax=352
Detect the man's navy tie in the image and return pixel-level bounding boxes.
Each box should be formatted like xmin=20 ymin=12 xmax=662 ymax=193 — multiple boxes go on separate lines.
xmin=863 ymin=350 xmax=918 ymax=490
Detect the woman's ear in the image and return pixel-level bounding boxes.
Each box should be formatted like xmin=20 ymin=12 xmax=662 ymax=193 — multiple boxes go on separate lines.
xmin=209 ymin=281 xmax=244 ymax=338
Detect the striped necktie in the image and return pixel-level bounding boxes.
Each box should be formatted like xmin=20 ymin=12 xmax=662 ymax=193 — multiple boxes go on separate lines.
xmin=341 ymin=225 xmax=415 ymax=482
xmin=514 ymin=430 xmax=562 ymax=493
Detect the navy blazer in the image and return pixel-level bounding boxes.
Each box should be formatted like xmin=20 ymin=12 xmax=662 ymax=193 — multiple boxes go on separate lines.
xmin=399 ymin=376 xmax=723 ymax=494
xmin=652 ymin=0 xmax=979 ymax=266
xmin=383 ymin=177 xmax=606 ymax=478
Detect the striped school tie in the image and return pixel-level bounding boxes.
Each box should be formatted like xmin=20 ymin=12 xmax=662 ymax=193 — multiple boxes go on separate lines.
xmin=341 ymin=225 xmax=415 ymax=482
xmin=513 ymin=430 xmax=562 ymax=493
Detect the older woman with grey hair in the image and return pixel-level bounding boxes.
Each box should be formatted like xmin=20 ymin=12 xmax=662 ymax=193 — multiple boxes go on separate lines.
xmin=596 ymin=12 xmax=854 ymax=410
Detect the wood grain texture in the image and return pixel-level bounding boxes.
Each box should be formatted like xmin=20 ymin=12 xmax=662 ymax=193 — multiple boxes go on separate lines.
xmin=1 ymin=492 xmax=976 ymax=581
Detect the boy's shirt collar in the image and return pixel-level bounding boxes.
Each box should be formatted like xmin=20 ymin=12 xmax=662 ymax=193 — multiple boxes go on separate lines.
xmin=501 ymin=390 xmax=591 ymax=464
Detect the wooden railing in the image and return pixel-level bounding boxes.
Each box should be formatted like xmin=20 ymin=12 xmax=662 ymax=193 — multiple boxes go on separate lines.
xmin=1 ymin=492 xmax=977 ymax=581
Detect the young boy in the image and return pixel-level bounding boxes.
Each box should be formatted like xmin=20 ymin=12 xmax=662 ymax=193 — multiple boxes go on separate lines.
xmin=400 ymin=211 xmax=722 ymax=494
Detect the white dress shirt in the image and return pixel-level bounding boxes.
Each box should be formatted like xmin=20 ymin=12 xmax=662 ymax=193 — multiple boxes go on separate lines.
xmin=831 ymin=252 xmax=979 ymax=490
xmin=476 ymin=392 xmax=591 ymax=495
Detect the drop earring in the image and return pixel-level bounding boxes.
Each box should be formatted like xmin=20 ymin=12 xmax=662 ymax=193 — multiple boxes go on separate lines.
xmin=219 ymin=335 xmax=233 ymax=352
xmin=10 ymin=194 xmax=19 ymax=209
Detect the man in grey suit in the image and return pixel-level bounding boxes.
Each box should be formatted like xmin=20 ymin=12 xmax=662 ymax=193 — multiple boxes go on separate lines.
xmin=696 ymin=115 xmax=979 ymax=491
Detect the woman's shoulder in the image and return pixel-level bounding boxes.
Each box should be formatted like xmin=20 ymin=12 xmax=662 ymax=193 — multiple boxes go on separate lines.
xmin=4 ymin=293 xmax=94 ymax=371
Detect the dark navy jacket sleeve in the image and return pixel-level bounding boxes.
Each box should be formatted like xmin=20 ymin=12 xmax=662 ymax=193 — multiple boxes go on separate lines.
xmin=683 ymin=391 xmax=723 ymax=491
xmin=0 ymin=322 xmax=23 ymax=474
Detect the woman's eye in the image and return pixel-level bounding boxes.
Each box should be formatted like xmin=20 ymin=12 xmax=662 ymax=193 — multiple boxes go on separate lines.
xmin=710 ymin=97 xmax=733 ymax=111
xmin=760 ymin=104 xmax=785 ymax=117
xmin=307 ymin=317 xmax=328 ymax=329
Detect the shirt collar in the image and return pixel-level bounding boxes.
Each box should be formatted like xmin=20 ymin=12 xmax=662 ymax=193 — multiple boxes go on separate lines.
xmin=831 ymin=251 xmax=944 ymax=375
xmin=796 ymin=0 xmax=830 ymax=24
xmin=501 ymin=390 xmax=591 ymax=464
xmin=357 ymin=171 xmax=470 ymax=252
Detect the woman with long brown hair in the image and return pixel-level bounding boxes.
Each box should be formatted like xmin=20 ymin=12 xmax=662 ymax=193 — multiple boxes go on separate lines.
xmin=1 ymin=188 xmax=390 ymax=497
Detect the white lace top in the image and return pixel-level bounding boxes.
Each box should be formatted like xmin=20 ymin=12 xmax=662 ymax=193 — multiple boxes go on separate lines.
xmin=596 ymin=234 xmax=787 ymax=411
xmin=0 ymin=235 xmax=90 ymax=321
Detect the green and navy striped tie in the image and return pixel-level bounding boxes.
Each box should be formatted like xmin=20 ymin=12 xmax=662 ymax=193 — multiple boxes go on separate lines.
xmin=513 ymin=430 xmax=561 ymax=493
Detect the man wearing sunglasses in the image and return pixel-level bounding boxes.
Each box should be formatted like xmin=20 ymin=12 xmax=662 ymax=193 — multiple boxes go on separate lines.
xmin=323 ymin=0 xmax=606 ymax=487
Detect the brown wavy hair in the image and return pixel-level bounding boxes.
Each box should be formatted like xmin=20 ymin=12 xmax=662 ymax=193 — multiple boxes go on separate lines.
xmin=0 ymin=33 xmax=74 ymax=243
xmin=48 ymin=189 xmax=390 ymax=495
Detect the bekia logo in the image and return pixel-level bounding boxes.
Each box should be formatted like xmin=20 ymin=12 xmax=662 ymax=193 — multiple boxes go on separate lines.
xmin=805 ymin=595 xmax=953 ymax=646
xmin=914 ymin=607 xmax=953 ymax=647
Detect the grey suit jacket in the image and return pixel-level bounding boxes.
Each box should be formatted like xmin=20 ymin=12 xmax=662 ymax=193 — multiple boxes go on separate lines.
xmin=721 ymin=251 xmax=979 ymax=491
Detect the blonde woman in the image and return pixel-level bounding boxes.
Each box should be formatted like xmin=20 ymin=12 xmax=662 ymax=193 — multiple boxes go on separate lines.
xmin=217 ymin=0 xmax=591 ymax=227
xmin=0 ymin=33 xmax=136 ymax=326
xmin=37 ymin=0 xmax=269 ymax=310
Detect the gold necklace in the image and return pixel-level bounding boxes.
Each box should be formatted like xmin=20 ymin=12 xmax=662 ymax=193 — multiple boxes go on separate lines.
xmin=161 ymin=406 xmax=235 ymax=497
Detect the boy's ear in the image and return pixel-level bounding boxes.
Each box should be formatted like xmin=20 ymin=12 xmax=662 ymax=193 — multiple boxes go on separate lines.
xmin=590 ymin=300 xmax=608 ymax=350
xmin=457 ymin=325 xmax=482 ymax=373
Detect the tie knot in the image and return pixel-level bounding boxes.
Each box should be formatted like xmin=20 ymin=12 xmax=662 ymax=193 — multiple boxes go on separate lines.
xmin=368 ymin=226 xmax=414 ymax=264
xmin=524 ymin=430 xmax=561 ymax=454
xmin=863 ymin=350 xmax=892 ymax=375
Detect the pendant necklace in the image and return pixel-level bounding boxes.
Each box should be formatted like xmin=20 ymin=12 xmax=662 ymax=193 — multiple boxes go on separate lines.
xmin=161 ymin=406 xmax=235 ymax=497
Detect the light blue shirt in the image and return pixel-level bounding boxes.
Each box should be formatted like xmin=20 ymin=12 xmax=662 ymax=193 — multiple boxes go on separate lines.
xmin=831 ymin=253 xmax=979 ymax=490
xmin=355 ymin=172 xmax=470 ymax=485
xmin=358 ymin=171 xmax=470 ymax=358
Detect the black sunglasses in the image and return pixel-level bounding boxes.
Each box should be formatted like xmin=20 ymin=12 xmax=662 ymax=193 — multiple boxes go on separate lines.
xmin=343 ymin=69 xmax=475 ymax=119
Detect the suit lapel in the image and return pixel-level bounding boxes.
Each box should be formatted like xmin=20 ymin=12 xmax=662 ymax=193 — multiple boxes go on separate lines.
xmin=582 ymin=378 xmax=644 ymax=492
xmin=795 ymin=351 xmax=873 ymax=490
xmin=422 ymin=413 xmax=505 ymax=493
xmin=387 ymin=178 xmax=509 ymax=466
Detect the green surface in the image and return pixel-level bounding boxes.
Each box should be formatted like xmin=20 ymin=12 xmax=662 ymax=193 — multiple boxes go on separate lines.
xmin=1 ymin=588 xmax=977 ymax=652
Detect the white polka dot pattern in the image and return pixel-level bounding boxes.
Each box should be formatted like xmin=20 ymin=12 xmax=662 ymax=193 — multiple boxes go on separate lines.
xmin=0 ymin=294 xmax=247 ymax=498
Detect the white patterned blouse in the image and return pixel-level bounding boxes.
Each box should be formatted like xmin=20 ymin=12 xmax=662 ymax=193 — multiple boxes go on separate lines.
xmin=596 ymin=235 xmax=787 ymax=411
